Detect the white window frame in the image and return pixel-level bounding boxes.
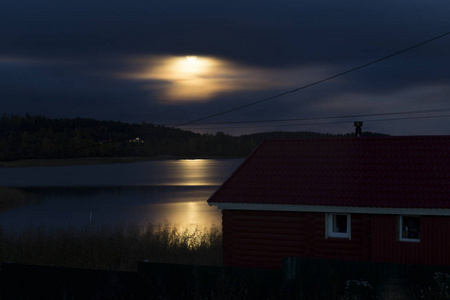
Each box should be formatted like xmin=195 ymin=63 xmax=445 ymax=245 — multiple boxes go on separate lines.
xmin=325 ymin=213 xmax=351 ymax=239
xmin=399 ymin=215 xmax=420 ymax=242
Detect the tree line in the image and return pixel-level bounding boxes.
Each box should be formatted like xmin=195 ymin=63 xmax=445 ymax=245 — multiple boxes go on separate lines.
xmin=0 ymin=114 xmax=387 ymax=161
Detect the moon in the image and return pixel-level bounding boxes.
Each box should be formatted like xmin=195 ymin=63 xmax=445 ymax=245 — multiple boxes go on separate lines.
xmin=186 ymin=56 xmax=198 ymax=61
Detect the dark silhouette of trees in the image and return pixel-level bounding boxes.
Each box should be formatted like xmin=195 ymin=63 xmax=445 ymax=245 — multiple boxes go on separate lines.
xmin=0 ymin=114 xmax=388 ymax=161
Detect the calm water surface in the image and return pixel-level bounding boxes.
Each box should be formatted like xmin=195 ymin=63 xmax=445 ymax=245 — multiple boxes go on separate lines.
xmin=0 ymin=159 xmax=242 ymax=231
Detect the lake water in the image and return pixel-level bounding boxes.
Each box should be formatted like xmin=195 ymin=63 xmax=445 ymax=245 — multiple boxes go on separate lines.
xmin=0 ymin=159 xmax=243 ymax=231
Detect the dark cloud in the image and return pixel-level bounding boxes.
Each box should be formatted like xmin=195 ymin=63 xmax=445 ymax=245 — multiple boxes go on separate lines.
xmin=1 ymin=0 xmax=449 ymax=135
xmin=2 ymin=0 xmax=448 ymax=63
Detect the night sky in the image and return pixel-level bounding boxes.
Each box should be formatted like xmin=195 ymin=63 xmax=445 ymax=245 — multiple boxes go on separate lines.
xmin=1 ymin=0 xmax=449 ymax=136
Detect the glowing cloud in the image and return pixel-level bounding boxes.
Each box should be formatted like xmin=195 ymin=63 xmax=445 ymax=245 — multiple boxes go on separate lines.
xmin=185 ymin=56 xmax=198 ymax=61
xmin=121 ymin=55 xmax=333 ymax=103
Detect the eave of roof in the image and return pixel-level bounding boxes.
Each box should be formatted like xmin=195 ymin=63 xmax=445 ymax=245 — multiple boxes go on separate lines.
xmin=209 ymin=202 xmax=450 ymax=216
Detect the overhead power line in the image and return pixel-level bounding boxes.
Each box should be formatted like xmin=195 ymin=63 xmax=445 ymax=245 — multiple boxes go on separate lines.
xmin=186 ymin=113 xmax=450 ymax=130
xmin=180 ymin=107 xmax=450 ymax=126
xmin=172 ymin=31 xmax=450 ymax=128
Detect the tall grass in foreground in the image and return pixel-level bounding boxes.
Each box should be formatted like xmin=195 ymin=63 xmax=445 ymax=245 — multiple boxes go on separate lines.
xmin=0 ymin=223 xmax=223 ymax=271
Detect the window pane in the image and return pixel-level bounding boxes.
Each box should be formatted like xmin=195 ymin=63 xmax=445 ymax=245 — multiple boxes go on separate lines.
xmin=333 ymin=215 xmax=347 ymax=233
xmin=402 ymin=216 xmax=420 ymax=240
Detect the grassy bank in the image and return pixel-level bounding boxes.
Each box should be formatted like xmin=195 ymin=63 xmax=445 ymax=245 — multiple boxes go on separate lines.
xmin=0 ymin=223 xmax=223 ymax=271
xmin=0 ymin=187 xmax=33 ymax=212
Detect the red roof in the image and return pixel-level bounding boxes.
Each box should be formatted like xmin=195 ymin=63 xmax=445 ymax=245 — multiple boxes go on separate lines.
xmin=208 ymin=136 xmax=450 ymax=209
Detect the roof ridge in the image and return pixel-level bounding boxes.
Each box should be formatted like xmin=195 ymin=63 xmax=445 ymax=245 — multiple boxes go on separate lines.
xmin=263 ymin=135 xmax=450 ymax=142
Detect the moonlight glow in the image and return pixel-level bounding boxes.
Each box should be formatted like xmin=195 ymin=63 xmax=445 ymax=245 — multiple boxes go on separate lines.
xmin=122 ymin=55 xmax=328 ymax=103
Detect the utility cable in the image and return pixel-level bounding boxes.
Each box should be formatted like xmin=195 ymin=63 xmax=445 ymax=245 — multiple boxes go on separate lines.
xmin=172 ymin=31 xmax=450 ymax=128
xmin=185 ymin=113 xmax=450 ymax=130
xmin=179 ymin=107 xmax=450 ymax=126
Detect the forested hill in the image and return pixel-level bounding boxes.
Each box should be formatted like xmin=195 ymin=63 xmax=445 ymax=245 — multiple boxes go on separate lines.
xmin=0 ymin=115 xmax=388 ymax=161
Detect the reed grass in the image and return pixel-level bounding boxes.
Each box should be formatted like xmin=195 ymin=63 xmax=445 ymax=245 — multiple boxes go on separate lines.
xmin=0 ymin=222 xmax=223 ymax=271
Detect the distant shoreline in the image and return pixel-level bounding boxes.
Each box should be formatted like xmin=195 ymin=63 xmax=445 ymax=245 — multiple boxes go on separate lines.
xmin=0 ymin=157 xmax=154 ymax=168
xmin=0 ymin=156 xmax=242 ymax=168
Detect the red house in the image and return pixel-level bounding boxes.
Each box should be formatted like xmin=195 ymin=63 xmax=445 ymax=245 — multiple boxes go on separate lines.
xmin=207 ymin=136 xmax=450 ymax=269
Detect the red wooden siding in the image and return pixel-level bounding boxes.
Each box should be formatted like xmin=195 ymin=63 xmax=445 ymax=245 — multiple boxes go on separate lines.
xmin=222 ymin=210 xmax=371 ymax=269
xmin=371 ymin=215 xmax=450 ymax=265
xmin=223 ymin=210 xmax=450 ymax=268
xmin=316 ymin=213 xmax=371 ymax=262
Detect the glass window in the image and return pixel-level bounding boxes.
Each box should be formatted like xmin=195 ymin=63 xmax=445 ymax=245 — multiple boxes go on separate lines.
xmin=332 ymin=214 xmax=348 ymax=233
xmin=400 ymin=216 xmax=420 ymax=242
xmin=327 ymin=214 xmax=350 ymax=239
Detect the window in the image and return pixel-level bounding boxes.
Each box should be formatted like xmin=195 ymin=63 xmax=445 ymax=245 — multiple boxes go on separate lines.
xmin=326 ymin=213 xmax=351 ymax=239
xmin=399 ymin=216 xmax=420 ymax=242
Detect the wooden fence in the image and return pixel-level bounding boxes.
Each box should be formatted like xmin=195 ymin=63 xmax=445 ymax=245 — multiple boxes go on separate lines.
xmin=2 ymin=258 xmax=450 ymax=299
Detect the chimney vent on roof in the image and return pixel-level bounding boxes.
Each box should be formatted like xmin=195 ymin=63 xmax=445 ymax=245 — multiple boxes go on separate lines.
xmin=354 ymin=121 xmax=363 ymax=137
